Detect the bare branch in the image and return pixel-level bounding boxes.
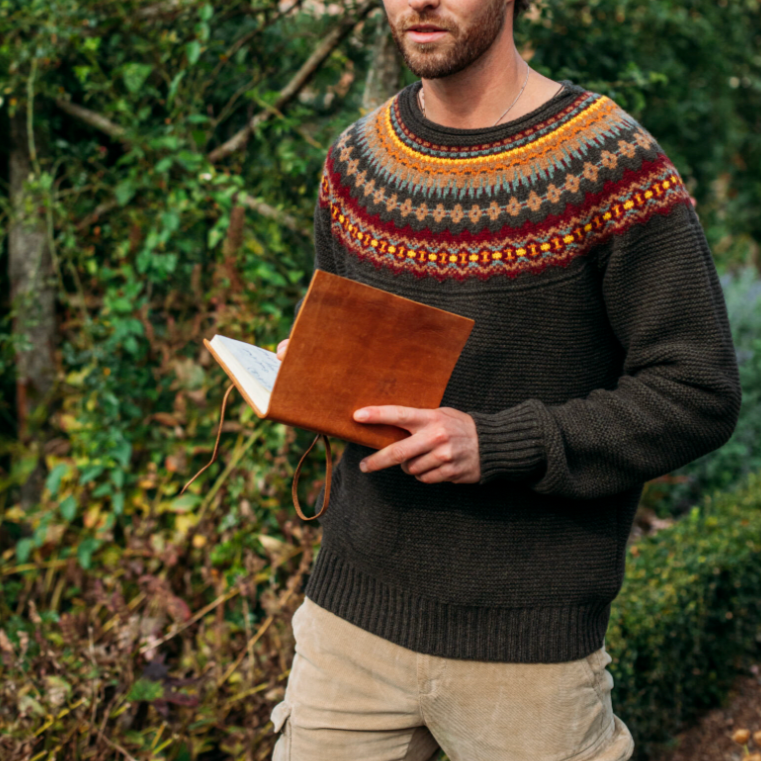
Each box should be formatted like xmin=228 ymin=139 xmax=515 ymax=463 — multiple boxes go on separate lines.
xmin=76 ymin=200 xmax=120 ymax=231
xmin=207 ymin=0 xmax=378 ymax=163
xmin=96 ymin=730 xmax=139 ymax=761
xmin=240 ymin=194 xmax=309 ymax=237
xmin=55 ymin=99 xmax=127 ymax=140
xmin=135 ymin=0 xmax=185 ymax=19
xmin=206 ymin=0 xmax=305 ymax=87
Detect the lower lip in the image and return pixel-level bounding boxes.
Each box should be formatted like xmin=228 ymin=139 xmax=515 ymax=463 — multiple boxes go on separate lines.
xmin=407 ymin=29 xmax=448 ymax=43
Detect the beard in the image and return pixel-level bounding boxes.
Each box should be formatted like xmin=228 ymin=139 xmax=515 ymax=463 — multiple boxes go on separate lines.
xmin=387 ymin=0 xmax=508 ymax=79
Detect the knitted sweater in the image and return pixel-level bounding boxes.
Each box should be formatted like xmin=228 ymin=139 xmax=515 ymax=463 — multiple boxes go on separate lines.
xmin=297 ymin=79 xmax=741 ymax=663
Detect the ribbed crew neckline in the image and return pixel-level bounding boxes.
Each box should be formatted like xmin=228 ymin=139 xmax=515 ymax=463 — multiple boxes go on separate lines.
xmin=398 ymin=79 xmax=586 ymax=147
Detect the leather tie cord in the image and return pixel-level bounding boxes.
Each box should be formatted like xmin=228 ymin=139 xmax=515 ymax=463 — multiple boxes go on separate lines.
xmin=292 ymin=433 xmax=332 ymax=521
xmin=180 ymin=383 xmax=236 ymax=496
xmin=180 ymin=383 xmax=333 ymax=521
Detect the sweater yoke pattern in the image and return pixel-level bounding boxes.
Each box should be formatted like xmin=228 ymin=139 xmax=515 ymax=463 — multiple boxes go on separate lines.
xmin=320 ymin=84 xmax=693 ymax=282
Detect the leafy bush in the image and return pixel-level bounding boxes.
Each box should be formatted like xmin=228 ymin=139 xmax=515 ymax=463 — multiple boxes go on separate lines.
xmin=0 ymin=470 xmax=322 ymax=760
xmin=608 ymin=470 xmax=761 ymax=759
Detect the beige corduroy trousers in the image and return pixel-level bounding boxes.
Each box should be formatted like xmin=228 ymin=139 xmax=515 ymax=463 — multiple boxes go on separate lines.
xmin=270 ymin=597 xmax=635 ymax=761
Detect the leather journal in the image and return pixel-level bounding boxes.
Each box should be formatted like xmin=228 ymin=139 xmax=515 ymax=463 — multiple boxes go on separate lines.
xmin=181 ymin=269 xmax=475 ymax=519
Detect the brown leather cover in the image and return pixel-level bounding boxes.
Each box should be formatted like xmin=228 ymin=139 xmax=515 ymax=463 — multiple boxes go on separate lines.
xmin=205 ymin=270 xmax=475 ymax=450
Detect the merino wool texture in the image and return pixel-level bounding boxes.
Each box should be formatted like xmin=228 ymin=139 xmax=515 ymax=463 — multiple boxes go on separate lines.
xmin=298 ymin=79 xmax=742 ymax=663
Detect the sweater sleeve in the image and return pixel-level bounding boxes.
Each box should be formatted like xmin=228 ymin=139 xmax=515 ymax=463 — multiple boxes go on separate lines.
xmin=467 ymin=199 xmax=742 ymax=500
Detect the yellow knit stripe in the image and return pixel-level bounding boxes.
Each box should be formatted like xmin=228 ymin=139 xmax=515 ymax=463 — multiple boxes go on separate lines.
xmin=381 ymin=95 xmax=614 ymax=167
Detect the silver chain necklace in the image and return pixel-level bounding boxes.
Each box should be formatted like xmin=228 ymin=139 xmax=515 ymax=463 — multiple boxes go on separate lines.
xmin=417 ymin=59 xmax=531 ymax=127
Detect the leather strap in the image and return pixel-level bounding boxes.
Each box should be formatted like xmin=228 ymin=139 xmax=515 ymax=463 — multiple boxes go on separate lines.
xmin=292 ymin=433 xmax=332 ymax=521
xmin=180 ymin=383 xmax=333 ymax=521
xmin=180 ymin=383 xmax=236 ymax=496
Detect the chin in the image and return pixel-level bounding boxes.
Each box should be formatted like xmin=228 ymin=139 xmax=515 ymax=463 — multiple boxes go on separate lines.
xmin=403 ymin=52 xmax=456 ymax=80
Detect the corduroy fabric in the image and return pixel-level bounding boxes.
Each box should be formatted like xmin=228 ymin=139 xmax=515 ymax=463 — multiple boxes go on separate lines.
xmin=271 ymin=597 xmax=635 ymax=761
xmin=299 ymin=79 xmax=742 ymax=663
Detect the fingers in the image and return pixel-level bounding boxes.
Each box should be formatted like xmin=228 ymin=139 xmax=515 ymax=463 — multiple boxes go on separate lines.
xmin=276 ymin=338 xmax=289 ymax=361
xmin=412 ymin=464 xmax=462 ymax=484
xmin=355 ymin=407 xmax=481 ymax=484
xmin=401 ymin=457 xmax=463 ymax=484
xmin=353 ymin=405 xmax=432 ymax=432
xmin=353 ymin=406 xmax=434 ymax=472
xmin=359 ymin=431 xmax=437 ymax=473
xmin=401 ymin=446 xmax=454 ymax=477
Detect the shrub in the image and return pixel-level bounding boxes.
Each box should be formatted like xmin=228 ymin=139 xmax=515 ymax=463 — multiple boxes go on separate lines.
xmin=608 ymin=470 xmax=761 ymax=759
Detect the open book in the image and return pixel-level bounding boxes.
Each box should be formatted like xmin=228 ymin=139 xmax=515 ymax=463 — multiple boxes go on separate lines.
xmin=206 ymin=336 xmax=281 ymax=418
xmin=203 ymin=270 xmax=476 ymax=450
xmin=186 ymin=270 xmax=475 ymax=518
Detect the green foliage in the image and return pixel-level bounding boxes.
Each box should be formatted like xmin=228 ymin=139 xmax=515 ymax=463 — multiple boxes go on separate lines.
xmin=608 ymin=471 xmax=761 ymax=758
xmin=0 ymin=463 xmax=320 ymax=758
xmin=126 ymin=678 xmax=166 ymax=703
xmin=0 ymin=0 xmax=368 ymax=533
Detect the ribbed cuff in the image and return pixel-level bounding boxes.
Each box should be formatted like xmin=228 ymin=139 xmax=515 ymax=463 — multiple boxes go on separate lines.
xmin=468 ymin=400 xmax=546 ymax=485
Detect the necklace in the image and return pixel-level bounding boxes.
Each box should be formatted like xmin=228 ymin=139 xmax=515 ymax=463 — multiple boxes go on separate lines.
xmin=417 ymin=59 xmax=532 ymax=127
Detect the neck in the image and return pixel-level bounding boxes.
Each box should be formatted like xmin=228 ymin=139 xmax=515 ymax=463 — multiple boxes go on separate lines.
xmin=419 ymin=23 xmax=531 ymax=130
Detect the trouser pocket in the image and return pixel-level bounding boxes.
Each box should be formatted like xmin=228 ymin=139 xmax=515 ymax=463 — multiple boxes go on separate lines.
xmin=271 ymin=700 xmax=292 ymax=761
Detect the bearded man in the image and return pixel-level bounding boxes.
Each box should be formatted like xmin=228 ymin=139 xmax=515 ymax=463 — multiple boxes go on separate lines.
xmin=269 ymin=0 xmax=742 ymax=758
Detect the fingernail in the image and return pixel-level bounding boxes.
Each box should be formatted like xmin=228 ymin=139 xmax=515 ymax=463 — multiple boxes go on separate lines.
xmin=354 ymin=410 xmax=369 ymax=421
xmin=359 ymin=460 xmax=368 ymax=472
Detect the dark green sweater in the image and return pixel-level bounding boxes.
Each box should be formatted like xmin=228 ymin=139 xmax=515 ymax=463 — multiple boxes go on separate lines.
xmin=296 ymin=80 xmax=741 ymax=662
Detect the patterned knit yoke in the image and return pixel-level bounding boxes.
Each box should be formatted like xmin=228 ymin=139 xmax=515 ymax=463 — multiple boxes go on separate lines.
xmin=320 ymin=79 xmax=690 ymax=283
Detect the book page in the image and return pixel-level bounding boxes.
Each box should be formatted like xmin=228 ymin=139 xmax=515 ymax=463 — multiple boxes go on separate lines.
xmin=215 ymin=336 xmax=281 ymax=393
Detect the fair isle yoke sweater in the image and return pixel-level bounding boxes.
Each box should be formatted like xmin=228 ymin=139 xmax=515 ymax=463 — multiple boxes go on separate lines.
xmin=299 ymin=79 xmax=742 ymax=663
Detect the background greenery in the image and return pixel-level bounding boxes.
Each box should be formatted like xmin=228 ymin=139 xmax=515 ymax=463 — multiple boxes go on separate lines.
xmin=0 ymin=0 xmax=759 ymax=759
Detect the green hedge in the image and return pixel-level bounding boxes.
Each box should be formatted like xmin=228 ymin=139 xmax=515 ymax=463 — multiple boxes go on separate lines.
xmin=608 ymin=471 xmax=761 ymax=758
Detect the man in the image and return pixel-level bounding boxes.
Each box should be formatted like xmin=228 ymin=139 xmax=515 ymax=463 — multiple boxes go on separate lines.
xmin=270 ymin=0 xmax=742 ymax=758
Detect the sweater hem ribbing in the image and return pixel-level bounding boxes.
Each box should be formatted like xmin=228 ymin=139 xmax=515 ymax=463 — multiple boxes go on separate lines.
xmin=305 ymin=546 xmax=612 ymax=663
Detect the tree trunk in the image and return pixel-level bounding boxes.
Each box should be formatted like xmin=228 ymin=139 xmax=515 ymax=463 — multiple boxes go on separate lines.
xmin=9 ymin=110 xmax=56 ymax=508
xmin=362 ymin=20 xmax=404 ymax=113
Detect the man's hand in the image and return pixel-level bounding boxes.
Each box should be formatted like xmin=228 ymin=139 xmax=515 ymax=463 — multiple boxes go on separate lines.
xmin=276 ymin=338 xmax=289 ymax=361
xmin=353 ymin=406 xmax=481 ymax=484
